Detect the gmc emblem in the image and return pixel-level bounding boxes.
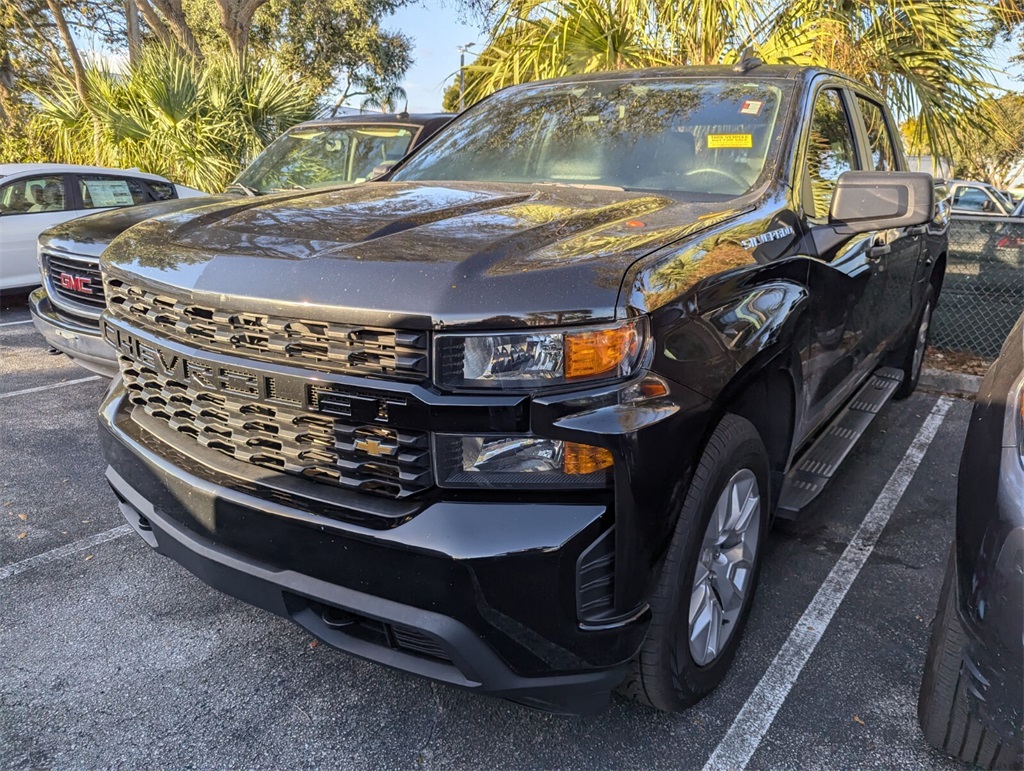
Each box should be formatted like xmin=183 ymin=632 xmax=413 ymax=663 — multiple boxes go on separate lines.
xmin=59 ymin=273 xmax=93 ymax=295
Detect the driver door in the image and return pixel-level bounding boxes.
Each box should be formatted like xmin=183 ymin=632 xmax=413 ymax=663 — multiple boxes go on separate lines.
xmin=800 ymin=87 xmax=889 ymax=438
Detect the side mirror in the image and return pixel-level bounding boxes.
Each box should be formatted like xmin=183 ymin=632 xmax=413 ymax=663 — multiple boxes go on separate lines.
xmin=981 ymin=199 xmax=994 ymax=213
xmin=812 ymin=171 xmax=934 ymax=258
xmin=368 ymin=161 xmax=398 ymax=181
xmin=829 ymin=171 xmax=934 ymax=231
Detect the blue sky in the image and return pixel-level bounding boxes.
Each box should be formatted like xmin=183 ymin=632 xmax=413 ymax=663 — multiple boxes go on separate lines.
xmin=380 ymin=4 xmax=488 ymax=113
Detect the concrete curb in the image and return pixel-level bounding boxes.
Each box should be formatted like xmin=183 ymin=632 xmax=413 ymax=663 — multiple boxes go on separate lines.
xmin=919 ymin=367 xmax=983 ymax=396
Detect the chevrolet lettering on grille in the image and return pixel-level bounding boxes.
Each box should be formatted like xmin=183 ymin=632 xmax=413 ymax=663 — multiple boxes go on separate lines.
xmin=101 ymin=318 xmax=414 ymax=425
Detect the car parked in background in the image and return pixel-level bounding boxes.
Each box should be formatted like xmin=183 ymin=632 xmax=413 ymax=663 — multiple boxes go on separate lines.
xmin=949 ymin=179 xmax=1018 ymax=217
xmin=918 ymin=311 xmax=1023 ymax=769
xmin=30 ymin=112 xmax=453 ymax=377
xmin=0 ymin=163 xmax=203 ymax=292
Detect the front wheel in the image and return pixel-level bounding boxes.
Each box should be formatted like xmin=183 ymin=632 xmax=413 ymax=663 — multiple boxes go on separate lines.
xmin=622 ymin=414 xmax=769 ymax=712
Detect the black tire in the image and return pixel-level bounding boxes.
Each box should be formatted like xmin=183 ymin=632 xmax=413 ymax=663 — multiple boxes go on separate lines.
xmin=621 ymin=414 xmax=769 ymax=712
xmin=893 ymin=285 xmax=934 ymax=400
xmin=918 ymin=548 xmax=1023 ymax=769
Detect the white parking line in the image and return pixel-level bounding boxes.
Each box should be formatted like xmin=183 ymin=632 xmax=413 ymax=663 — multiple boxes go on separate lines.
xmin=703 ymin=396 xmax=953 ymax=771
xmin=0 ymin=375 xmax=101 ymax=399
xmin=0 ymin=319 xmax=33 ymax=327
xmin=0 ymin=525 xmax=132 ymax=581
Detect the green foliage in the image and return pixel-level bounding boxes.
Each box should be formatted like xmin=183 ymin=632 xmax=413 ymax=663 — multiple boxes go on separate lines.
xmin=33 ymin=44 xmax=315 ymax=191
xmin=2 ymin=0 xmax=410 ymax=169
xmin=250 ymin=0 xmax=412 ymax=104
xmin=180 ymin=0 xmax=413 ymax=106
xmin=461 ymin=0 xmax=1012 ymax=160
xmin=949 ymin=94 xmax=1024 ymax=185
xmin=0 ymin=107 xmax=54 ymax=163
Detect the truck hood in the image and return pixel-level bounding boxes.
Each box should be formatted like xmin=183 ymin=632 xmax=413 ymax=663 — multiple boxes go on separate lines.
xmin=103 ymin=181 xmax=745 ymax=329
xmin=40 ymin=194 xmax=239 ymax=259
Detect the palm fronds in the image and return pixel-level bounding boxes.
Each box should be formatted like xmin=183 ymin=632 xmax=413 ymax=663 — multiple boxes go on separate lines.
xmin=33 ymin=44 xmax=315 ymax=192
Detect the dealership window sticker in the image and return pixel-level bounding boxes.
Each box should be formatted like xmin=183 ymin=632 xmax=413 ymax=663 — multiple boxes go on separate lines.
xmin=85 ymin=179 xmax=134 ymax=207
xmin=708 ymin=134 xmax=753 ymax=149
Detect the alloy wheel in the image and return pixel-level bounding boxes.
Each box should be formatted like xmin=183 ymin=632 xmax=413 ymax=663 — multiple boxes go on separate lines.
xmin=688 ymin=468 xmax=761 ymax=667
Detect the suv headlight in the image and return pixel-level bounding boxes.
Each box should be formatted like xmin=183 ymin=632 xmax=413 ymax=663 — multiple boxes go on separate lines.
xmin=435 ymin=318 xmax=648 ymax=391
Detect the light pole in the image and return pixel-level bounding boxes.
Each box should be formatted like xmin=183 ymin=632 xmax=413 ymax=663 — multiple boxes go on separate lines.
xmin=458 ymin=43 xmax=475 ymax=111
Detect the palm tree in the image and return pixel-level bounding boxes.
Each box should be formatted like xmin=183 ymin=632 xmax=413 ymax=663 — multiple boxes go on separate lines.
xmin=463 ymin=0 xmax=1013 ymax=158
xmin=361 ymin=84 xmax=408 ymax=114
xmin=34 ymin=44 xmax=314 ymax=192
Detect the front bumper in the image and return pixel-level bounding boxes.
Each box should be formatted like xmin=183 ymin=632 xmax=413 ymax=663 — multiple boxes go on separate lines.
xmin=100 ymin=381 xmax=657 ymax=713
xmin=29 ymin=288 xmax=117 ymax=378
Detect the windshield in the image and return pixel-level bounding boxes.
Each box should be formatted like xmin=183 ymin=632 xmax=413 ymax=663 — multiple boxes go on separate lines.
xmin=234 ymin=124 xmax=418 ymax=194
xmin=392 ymin=79 xmax=786 ymax=197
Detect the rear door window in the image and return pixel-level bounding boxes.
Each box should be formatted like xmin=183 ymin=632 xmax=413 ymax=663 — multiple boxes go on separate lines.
xmin=77 ymin=175 xmax=150 ymax=209
xmin=856 ymin=97 xmax=898 ymax=172
xmin=146 ymin=180 xmax=178 ymax=201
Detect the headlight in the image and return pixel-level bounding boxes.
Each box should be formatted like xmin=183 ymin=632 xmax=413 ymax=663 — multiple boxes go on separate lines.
xmin=435 ymin=318 xmax=647 ymax=391
xmin=434 ymin=434 xmax=613 ymax=488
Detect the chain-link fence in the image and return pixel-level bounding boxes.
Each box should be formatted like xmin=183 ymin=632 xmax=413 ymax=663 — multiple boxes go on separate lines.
xmin=931 ymin=215 xmax=1024 ymax=358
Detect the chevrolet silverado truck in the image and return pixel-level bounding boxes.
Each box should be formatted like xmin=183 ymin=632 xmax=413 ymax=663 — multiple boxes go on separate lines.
xmin=30 ymin=112 xmax=452 ymax=377
xmin=98 ymin=65 xmax=948 ymax=714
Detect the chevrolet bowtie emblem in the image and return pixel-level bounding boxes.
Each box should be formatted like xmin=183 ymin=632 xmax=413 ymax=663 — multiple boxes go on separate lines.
xmin=354 ymin=437 xmax=399 ymax=457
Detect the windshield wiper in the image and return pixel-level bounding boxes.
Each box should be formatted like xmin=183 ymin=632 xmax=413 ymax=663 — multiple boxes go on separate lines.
xmin=226 ymin=182 xmax=259 ymax=196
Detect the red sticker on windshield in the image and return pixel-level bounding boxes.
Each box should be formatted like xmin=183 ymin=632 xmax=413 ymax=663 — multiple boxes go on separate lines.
xmin=740 ymin=100 xmax=764 ymax=115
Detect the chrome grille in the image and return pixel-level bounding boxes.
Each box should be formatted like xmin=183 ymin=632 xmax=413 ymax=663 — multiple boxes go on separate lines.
xmin=45 ymin=252 xmax=105 ymax=311
xmin=105 ymin=278 xmax=429 ymax=380
xmin=119 ymin=354 xmax=432 ymax=499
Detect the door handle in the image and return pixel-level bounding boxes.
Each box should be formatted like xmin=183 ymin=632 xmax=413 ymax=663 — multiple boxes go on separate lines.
xmin=868 ymin=234 xmax=890 ymax=260
xmin=907 ymin=224 xmax=928 ymax=236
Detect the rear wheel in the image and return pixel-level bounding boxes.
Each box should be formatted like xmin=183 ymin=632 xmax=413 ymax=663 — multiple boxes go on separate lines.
xmin=918 ymin=548 xmax=1023 ymax=769
xmin=894 ymin=286 xmax=934 ymax=399
xmin=622 ymin=414 xmax=769 ymax=712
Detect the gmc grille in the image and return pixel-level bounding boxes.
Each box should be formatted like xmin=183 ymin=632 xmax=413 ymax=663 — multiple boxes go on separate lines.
xmin=105 ymin=278 xmax=429 ymax=380
xmin=118 ymin=354 xmax=432 ymax=499
xmin=44 ymin=252 xmax=105 ymax=312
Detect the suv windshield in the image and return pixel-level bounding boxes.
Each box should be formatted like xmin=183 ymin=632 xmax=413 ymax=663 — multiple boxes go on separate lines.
xmin=392 ymin=79 xmax=786 ymax=197
xmin=234 ymin=124 xmax=418 ymax=194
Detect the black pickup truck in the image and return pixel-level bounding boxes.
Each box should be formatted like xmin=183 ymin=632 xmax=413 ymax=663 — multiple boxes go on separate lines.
xmin=97 ymin=65 xmax=948 ymax=714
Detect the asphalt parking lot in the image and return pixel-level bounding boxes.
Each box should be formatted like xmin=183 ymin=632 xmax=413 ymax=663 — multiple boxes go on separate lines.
xmin=1 ymin=297 xmax=970 ymax=769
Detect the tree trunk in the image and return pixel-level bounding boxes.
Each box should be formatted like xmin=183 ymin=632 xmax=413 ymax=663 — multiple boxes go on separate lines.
xmin=132 ymin=0 xmax=175 ymax=51
xmin=215 ymin=0 xmax=270 ymax=63
xmin=139 ymin=0 xmax=204 ymax=60
xmin=45 ymin=0 xmax=90 ymax=105
xmin=126 ymin=0 xmax=142 ymax=66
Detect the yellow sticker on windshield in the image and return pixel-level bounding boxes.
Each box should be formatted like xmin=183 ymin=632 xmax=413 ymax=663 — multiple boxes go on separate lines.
xmin=708 ymin=134 xmax=753 ymax=149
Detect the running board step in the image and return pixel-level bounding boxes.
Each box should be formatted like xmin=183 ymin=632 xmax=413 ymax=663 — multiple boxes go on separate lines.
xmin=775 ymin=367 xmax=903 ymax=519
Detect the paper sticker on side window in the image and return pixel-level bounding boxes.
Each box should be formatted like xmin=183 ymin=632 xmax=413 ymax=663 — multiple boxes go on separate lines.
xmin=84 ymin=179 xmax=133 ymax=207
xmin=708 ymin=134 xmax=753 ymax=149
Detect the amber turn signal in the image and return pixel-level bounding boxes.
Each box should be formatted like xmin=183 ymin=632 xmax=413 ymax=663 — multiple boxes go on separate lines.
xmin=565 ymin=324 xmax=641 ymax=380
xmin=563 ymin=442 xmax=614 ymax=475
